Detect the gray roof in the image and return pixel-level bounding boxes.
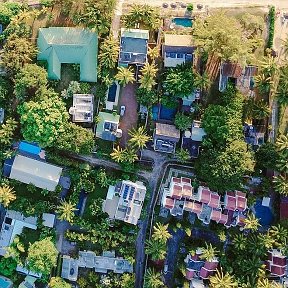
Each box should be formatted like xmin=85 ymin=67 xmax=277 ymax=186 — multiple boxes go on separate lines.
xmin=155 ymin=123 xmax=180 ymax=140
xmin=61 ymin=255 xmax=78 ymax=281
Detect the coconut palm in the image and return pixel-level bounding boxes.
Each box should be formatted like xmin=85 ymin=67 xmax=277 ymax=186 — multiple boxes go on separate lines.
xmin=257 ymin=278 xmax=283 ymax=288
xmin=139 ymin=62 xmax=158 ymax=91
xmin=148 ymin=46 xmax=160 ymax=61
xmin=110 ymin=146 xmax=125 ymax=163
xmin=218 ymin=231 xmax=226 ymax=242
xmin=145 ymin=239 xmax=166 ymax=261
xmin=268 ymin=224 xmax=288 ymax=245
xmin=252 ymin=99 xmax=270 ymax=119
xmin=193 ymin=71 xmax=211 ymax=91
xmin=115 ymin=66 xmax=135 ymax=86
xmin=152 ymin=222 xmax=171 ymax=243
xmin=209 ymin=269 xmax=238 ymax=288
xmin=175 ymin=148 xmax=190 ymax=163
xmin=123 ymin=148 xmax=138 ymax=163
xmin=56 ymin=201 xmax=78 ymax=223
xmin=243 ymin=213 xmax=261 ymax=232
xmin=98 ymin=35 xmax=119 ymax=70
xmin=199 ymin=243 xmax=218 ymax=262
xmin=0 ymin=184 xmax=16 ymax=207
xmin=276 ymin=134 xmax=288 ymax=152
xmin=232 ymin=234 xmax=247 ymax=251
xmin=273 ymin=175 xmax=288 ymax=195
xmin=144 ymin=268 xmax=164 ymax=288
xmin=259 ymin=55 xmax=278 ymax=77
xmin=128 ymin=126 xmax=151 ymax=150
xmin=254 ymin=73 xmax=273 ymax=94
xmin=276 ymin=155 xmax=288 ymax=173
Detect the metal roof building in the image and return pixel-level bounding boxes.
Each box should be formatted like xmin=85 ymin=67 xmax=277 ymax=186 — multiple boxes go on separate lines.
xmin=37 ymin=27 xmax=98 ymax=82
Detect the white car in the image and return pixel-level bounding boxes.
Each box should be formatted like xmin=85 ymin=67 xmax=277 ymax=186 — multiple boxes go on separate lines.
xmin=120 ymin=105 xmax=126 ymax=116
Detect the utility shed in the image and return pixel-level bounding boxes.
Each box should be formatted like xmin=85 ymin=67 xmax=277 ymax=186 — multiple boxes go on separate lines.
xmin=37 ymin=27 xmax=98 ymax=82
xmin=9 ymin=155 xmax=62 ymax=191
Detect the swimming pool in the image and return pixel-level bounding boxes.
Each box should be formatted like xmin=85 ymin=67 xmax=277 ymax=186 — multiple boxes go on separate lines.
xmin=159 ymin=105 xmax=177 ymax=121
xmin=172 ymin=17 xmax=192 ymax=28
xmin=254 ymin=199 xmax=274 ymax=227
xmin=0 ymin=276 xmax=13 ymax=288
xmin=107 ymin=83 xmax=117 ymax=102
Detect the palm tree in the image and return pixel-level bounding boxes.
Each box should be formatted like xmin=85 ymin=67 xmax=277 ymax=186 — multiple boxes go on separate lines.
xmin=232 ymin=234 xmax=247 ymax=251
xmin=175 ymin=148 xmax=190 ymax=163
xmin=273 ymin=175 xmax=288 ymax=195
xmin=0 ymin=118 xmax=18 ymax=146
xmin=115 ymin=66 xmax=135 ymax=86
xmin=199 ymin=243 xmax=218 ymax=262
xmin=98 ymin=35 xmax=119 ymax=70
xmin=0 ymin=184 xmax=16 ymax=207
xmin=218 ymin=231 xmax=226 ymax=242
xmin=128 ymin=126 xmax=151 ymax=150
xmin=193 ymin=71 xmax=211 ymax=92
xmin=257 ymin=278 xmax=283 ymax=288
xmin=254 ymin=73 xmax=272 ymax=95
xmin=139 ymin=62 xmax=158 ymax=91
xmin=56 ymin=201 xmax=78 ymax=223
xmin=145 ymin=239 xmax=166 ymax=261
xmin=252 ymin=99 xmax=270 ymax=119
xmin=123 ymin=148 xmax=138 ymax=163
xmin=276 ymin=155 xmax=288 ymax=173
xmin=259 ymin=55 xmax=278 ymax=78
xmin=276 ymin=134 xmax=288 ymax=152
xmin=152 ymin=222 xmax=171 ymax=243
xmin=268 ymin=224 xmax=288 ymax=245
xmin=148 ymin=46 xmax=160 ymax=61
xmin=209 ymin=269 xmax=238 ymax=288
xmin=144 ymin=268 xmax=164 ymax=288
xmin=243 ymin=213 xmax=261 ymax=232
xmin=110 ymin=146 xmax=125 ymax=163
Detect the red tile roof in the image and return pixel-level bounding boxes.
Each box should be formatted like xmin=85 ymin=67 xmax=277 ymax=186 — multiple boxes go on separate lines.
xmin=211 ymin=209 xmax=221 ymax=222
xmin=221 ymin=62 xmax=243 ymax=78
xmin=181 ymin=177 xmax=191 ymax=184
xmin=182 ymin=184 xmax=193 ymax=198
xmin=199 ymin=267 xmax=214 ymax=279
xmin=200 ymin=189 xmax=211 ymax=204
xmin=204 ymin=261 xmax=218 ymax=271
xmin=165 ymin=197 xmax=175 ymax=209
xmin=273 ymin=256 xmax=286 ymax=266
xmin=235 ymin=191 xmax=246 ymax=198
xmin=186 ymin=269 xmax=195 ymax=280
xmin=218 ymin=214 xmax=228 ymax=225
xmin=172 ymin=177 xmax=181 ymax=184
xmin=225 ymin=195 xmax=237 ymax=211
xmin=237 ymin=196 xmax=247 ymax=211
xmin=271 ymin=265 xmax=286 ymax=276
xmin=208 ymin=193 xmax=220 ymax=208
xmin=172 ymin=184 xmax=182 ymax=199
xmin=268 ymin=252 xmax=273 ymax=261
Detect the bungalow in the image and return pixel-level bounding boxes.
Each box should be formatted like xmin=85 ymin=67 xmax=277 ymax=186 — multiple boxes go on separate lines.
xmin=265 ymin=250 xmax=287 ymax=277
xmin=69 ymin=94 xmax=94 ymax=123
xmin=161 ymin=177 xmax=248 ymax=227
xmin=153 ymin=123 xmax=180 ymax=154
xmin=162 ymin=34 xmax=194 ymax=68
xmin=95 ymin=112 xmax=122 ymax=141
xmin=61 ymin=250 xmax=133 ymax=281
xmin=37 ymin=27 xmax=98 ymax=82
xmin=118 ymin=28 xmax=149 ymax=67
xmin=184 ymin=248 xmax=218 ymax=282
xmin=182 ymin=120 xmax=206 ymax=158
xmin=102 ymin=180 xmax=146 ymax=225
xmin=219 ymin=62 xmax=258 ymax=93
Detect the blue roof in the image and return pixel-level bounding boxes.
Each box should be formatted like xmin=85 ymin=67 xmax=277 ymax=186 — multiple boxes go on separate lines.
xmin=19 ymin=141 xmax=41 ymax=155
xmin=187 ymin=259 xmax=205 ymax=271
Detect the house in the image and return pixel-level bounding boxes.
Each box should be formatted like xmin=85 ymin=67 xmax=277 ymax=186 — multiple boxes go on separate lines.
xmin=184 ymin=248 xmax=218 ymax=282
xmin=161 ymin=177 xmax=248 ymax=227
xmin=153 ymin=123 xmax=180 ymax=153
xmin=182 ymin=120 xmax=206 ymax=158
xmin=42 ymin=213 xmax=55 ymax=228
xmin=266 ymin=250 xmax=287 ymax=277
xmin=95 ymin=112 xmax=122 ymax=141
xmin=163 ymin=34 xmax=194 ymax=68
xmin=69 ymin=94 xmax=94 ymax=123
xmin=61 ymin=250 xmax=133 ymax=281
xmin=105 ymin=82 xmax=120 ymax=110
xmin=102 ymin=180 xmax=146 ymax=225
xmin=244 ymin=122 xmax=265 ymax=147
xmin=37 ymin=27 xmax=98 ymax=82
xmin=0 ymin=210 xmax=37 ymax=256
xmin=219 ymin=62 xmax=258 ymax=93
xmin=118 ymin=28 xmax=149 ymax=67
xmin=3 ymin=154 xmax=63 ymax=192
xmin=0 ymin=276 xmax=13 ymax=288
xmin=18 ymin=276 xmax=37 ymax=288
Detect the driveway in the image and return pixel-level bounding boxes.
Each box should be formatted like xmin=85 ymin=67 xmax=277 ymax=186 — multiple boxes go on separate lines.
xmin=118 ymin=83 xmax=138 ymax=147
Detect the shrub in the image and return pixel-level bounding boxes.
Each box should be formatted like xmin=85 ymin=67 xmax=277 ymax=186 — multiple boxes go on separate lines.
xmin=187 ymin=3 xmax=194 ymax=12
xmin=267 ymin=6 xmax=275 ymax=49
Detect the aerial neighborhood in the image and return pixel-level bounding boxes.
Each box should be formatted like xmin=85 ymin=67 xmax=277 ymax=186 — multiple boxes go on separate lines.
xmin=0 ymin=0 xmax=287 ymax=287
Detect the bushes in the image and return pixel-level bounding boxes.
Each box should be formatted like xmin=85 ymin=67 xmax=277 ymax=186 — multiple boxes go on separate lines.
xmin=187 ymin=3 xmax=194 ymax=12
xmin=267 ymin=6 xmax=275 ymax=49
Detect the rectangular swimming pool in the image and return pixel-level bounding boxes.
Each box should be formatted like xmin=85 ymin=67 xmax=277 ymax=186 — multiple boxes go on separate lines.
xmin=0 ymin=277 xmax=12 ymax=288
xmin=172 ymin=17 xmax=192 ymax=27
xmin=19 ymin=141 xmax=41 ymax=155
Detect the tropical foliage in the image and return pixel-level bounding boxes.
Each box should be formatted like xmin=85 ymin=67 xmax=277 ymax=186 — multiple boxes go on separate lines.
xmin=56 ymin=201 xmax=78 ymax=223
xmin=128 ymin=126 xmax=151 ymax=150
xmin=0 ymin=184 xmax=16 ymax=207
xmin=144 ymin=268 xmax=164 ymax=288
xmin=115 ymin=66 xmax=135 ymax=86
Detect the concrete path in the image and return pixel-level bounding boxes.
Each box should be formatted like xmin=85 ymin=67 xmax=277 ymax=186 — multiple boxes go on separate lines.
xmin=111 ymin=0 xmax=124 ymax=39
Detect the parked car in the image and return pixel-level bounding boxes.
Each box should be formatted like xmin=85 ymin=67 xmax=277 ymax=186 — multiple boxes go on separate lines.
xmin=120 ymin=105 xmax=126 ymax=116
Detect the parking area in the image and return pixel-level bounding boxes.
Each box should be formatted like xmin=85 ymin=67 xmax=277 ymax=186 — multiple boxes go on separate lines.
xmin=118 ymin=83 xmax=138 ymax=147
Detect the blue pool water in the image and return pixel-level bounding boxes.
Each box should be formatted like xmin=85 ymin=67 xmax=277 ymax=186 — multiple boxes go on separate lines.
xmin=254 ymin=199 xmax=274 ymax=227
xmin=0 ymin=277 xmax=12 ymax=288
xmin=173 ymin=17 xmax=193 ymax=27
xmin=159 ymin=105 xmax=177 ymax=121
xmin=19 ymin=141 xmax=41 ymax=155
xmin=107 ymin=83 xmax=117 ymax=102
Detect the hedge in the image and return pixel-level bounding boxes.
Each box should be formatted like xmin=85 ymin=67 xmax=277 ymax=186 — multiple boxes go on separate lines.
xmin=267 ymin=6 xmax=275 ymax=49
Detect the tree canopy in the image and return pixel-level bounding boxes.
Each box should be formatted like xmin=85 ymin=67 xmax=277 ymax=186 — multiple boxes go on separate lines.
xmin=27 ymin=238 xmax=58 ymax=275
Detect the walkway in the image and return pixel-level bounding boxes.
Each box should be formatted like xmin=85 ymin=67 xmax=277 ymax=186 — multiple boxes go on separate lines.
xmin=111 ymin=0 xmax=124 ymax=40
xmin=118 ymin=83 xmax=138 ymax=147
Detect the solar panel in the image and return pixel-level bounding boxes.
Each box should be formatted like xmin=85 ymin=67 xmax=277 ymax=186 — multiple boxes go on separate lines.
xmin=123 ymin=185 xmax=129 ymax=199
xmin=129 ymin=187 xmax=135 ymax=200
